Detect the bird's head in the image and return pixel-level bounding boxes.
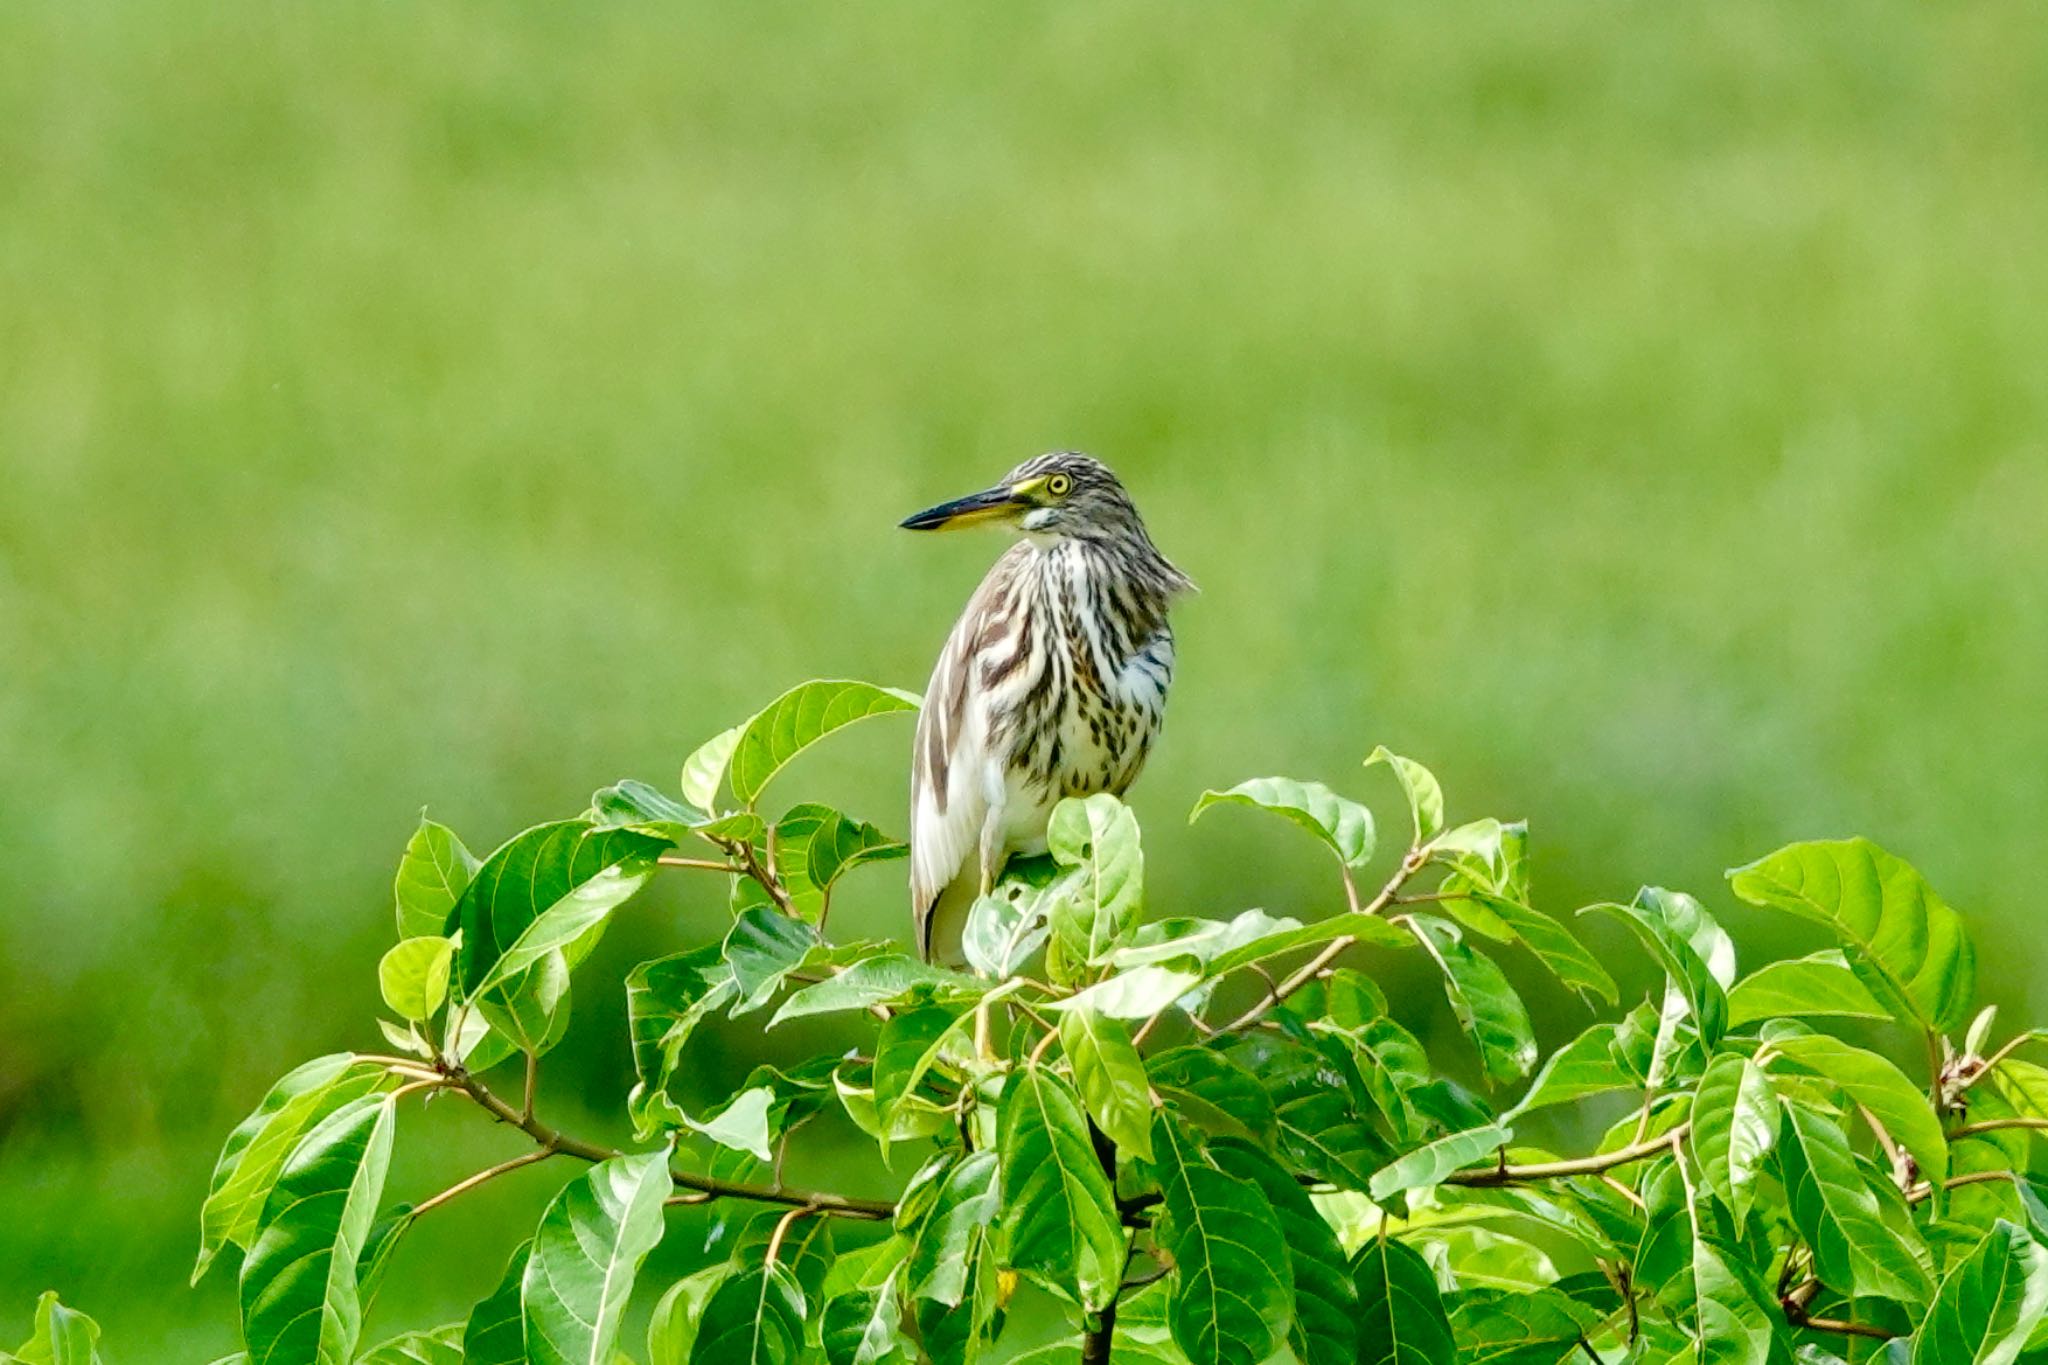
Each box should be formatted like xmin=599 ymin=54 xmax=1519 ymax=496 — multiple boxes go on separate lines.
xmin=899 ymin=452 xmax=1145 ymax=547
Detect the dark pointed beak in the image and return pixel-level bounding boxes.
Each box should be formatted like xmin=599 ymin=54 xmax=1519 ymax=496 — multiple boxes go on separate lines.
xmin=899 ymin=484 xmax=1023 ymax=531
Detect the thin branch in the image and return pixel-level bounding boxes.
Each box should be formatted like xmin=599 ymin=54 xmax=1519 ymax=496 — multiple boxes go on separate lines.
xmin=1858 ymin=1103 xmax=1912 ymax=1190
xmin=764 ymin=1205 xmax=812 ymax=1267
xmin=1948 ymin=1115 xmax=2048 ymax=1141
xmin=1222 ymin=845 xmax=1429 ymax=1034
xmin=1962 ymin=1032 xmax=2042 ymax=1094
xmin=448 ymin=1065 xmax=896 ymax=1219
xmin=1443 ymin=1124 xmax=1689 ymax=1187
xmin=657 ymin=854 xmax=742 ymax=874
xmin=412 ymin=1145 xmax=559 ymax=1218
xmin=1907 ymin=1168 xmax=2021 ymax=1204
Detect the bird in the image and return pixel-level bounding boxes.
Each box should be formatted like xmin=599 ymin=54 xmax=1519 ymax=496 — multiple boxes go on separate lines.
xmin=900 ymin=452 xmax=1194 ymax=960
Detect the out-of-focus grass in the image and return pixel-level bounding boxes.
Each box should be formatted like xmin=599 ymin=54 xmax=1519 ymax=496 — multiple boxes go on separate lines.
xmin=3 ymin=0 xmax=2047 ymax=1352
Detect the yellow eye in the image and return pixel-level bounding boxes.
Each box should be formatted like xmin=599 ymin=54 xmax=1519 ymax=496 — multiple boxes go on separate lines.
xmin=1046 ymin=473 xmax=1073 ymax=497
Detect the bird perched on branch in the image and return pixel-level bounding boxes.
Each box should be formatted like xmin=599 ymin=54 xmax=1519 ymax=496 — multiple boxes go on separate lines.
xmin=901 ymin=452 xmax=1193 ymax=960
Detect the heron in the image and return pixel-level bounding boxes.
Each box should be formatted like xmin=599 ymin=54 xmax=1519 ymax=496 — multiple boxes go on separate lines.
xmin=900 ymin=452 xmax=1194 ymax=960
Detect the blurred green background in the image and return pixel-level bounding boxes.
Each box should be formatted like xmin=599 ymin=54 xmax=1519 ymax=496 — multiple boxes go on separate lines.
xmin=4 ymin=0 xmax=2046 ymax=1355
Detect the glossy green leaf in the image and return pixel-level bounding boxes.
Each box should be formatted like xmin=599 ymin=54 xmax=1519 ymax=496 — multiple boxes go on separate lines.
xmin=1201 ymin=911 xmax=1413 ymax=978
xmin=1000 ymin=1065 xmax=1124 ymax=1310
xmin=1407 ymin=915 xmax=1537 ymax=1082
xmin=1148 ymin=1045 xmax=1277 ymax=1145
xmin=905 ymin=1150 xmax=1000 ymax=1305
xmin=1151 ymin=1113 xmax=1293 ymax=1365
xmin=394 ymin=817 xmax=480 ymax=940
xmin=684 ymin=1085 xmax=776 ymax=1162
xmin=378 ymin=936 xmax=454 ymax=1022
xmin=1448 ymin=1287 xmax=1596 ymax=1364
xmin=872 ymin=1005 xmax=968 ymax=1146
xmin=196 ymin=1054 xmax=391 ymax=1284
xmin=644 ymin=1265 xmax=724 ymax=1365
xmin=727 ymin=680 xmax=919 ymax=807
xmin=1369 ymin=1122 xmax=1512 ymax=1200
xmin=451 ymin=821 xmax=665 ymax=997
xmin=1052 ymin=962 xmax=1204 ymax=1020
xmin=460 ymin=1240 xmax=530 ymax=1365
xmin=1354 ymin=1236 xmax=1455 ymax=1365
xmin=961 ymin=888 xmax=1056 ymax=979
xmin=1440 ymin=887 xmax=1618 ymax=1005
xmin=1727 ymin=950 xmax=1891 ymax=1027
xmin=1729 ymin=838 xmax=1976 ymax=1034
xmin=522 ymin=1150 xmax=672 ymax=1365
xmin=1911 ymin=1220 xmax=2048 ymax=1365
xmin=1366 ymin=746 xmax=1445 ymax=843
xmin=1190 ymin=777 xmax=1374 ymax=867
xmin=238 ymin=1094 xmax=396 ymax=1365
xmin=1692 ymin=1050 xmax=1777 ymax=1226
xmin=355 ymin=1326 xmax=463 ymax=1365
xmin=1047 ymin=793 xmax=1145 ymax=968
xmin=687 ymin=1263 xmax=807 ymax=1365
xmin=1765 ymin=1023 xmax=1947 ymax=1183
xmin=5 ymin=1292 xmax=104 ymax=1365
xmin=769 ymin=954 xmax=980 ymax=1024
xmin=725 ymin=907 xmax=823 ymax=1014
xmin=680 ymin=723 xmax=744 ymax=813
xmin=802 ymin=805 xmax=908 ymax=902
xmin=834 ymin=1064 xmax=956 ymax=1148
xmin=626 ymin=945 xmax=739 ymax=1137
xmin=1060 ymin=1006 xmax=1155 ymax=1162
xmin=1690 ymin=1237 xmax=1777 ymax=1365
xmin=821 ymin=1275 xmax=917 ymax=1365
xmin=1584 ymin=887 xmax=1731 ymax=1047
xmin=1276 ymin=1089 xmax=1392 ymax=1192
xmin=1209 ymin=1137 xmax=1357 ymax=1365
xmin=1505 ymin=1022 xmax=1631 ymax=1119
xmin=1779 ymin=1103 xmax=1936 ymax=1305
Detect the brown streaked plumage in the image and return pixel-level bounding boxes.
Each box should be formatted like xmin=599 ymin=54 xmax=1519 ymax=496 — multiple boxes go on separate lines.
xmin=900 ymin=452 xmax=1193 ymax=959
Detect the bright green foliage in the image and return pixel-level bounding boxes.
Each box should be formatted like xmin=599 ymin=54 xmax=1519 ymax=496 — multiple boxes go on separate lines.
xmin=2 ymin=1293 xmax=104 ymax=1365
xmin=30 ymin=681 xmax=2048 ymax=1362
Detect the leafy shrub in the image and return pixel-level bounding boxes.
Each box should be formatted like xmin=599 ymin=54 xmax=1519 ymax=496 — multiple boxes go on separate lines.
xmin=15 ymin=679 xmax=2048 ymax=1364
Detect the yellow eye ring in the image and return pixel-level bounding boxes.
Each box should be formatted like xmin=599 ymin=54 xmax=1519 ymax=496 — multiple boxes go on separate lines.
xmin=1046 ymin=473 xmax=1073 ymax=497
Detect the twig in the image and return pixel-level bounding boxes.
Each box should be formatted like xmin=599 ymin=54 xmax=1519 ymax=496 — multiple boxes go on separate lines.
xmin=448 ymin=1065 xmax=895 ymax=1218
xmin=657 ymin=855 xmax=742 ymax=874
xmin=1907 ymin=1168 xmax=2021 ymax=1204
xmin=1948 ymin=1115 xmax=2048 ymax=1141
xmin=412 ymin=1145 xmax=559 ymax=1218
xmin=1443 ymin=1124 xmax=1690 ymax=1187
xmin=764 ymin=1205 xmax=812 ymax=1267
xmin=1858 ymin=1103 xmax=1912 ymax=1190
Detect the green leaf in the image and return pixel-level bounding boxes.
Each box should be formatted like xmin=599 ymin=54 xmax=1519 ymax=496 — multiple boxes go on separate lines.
xmin=684 ymin=1086 xmax=776 ymax=1162
xmin=1047 ymin=793 xmax=1145 ymax=969
xmin=451 ymin=821 xmax=665 ymax=997
xmin=872 ymin=1005 xmax=969 ymax=1149
xmin=1779 ymin=1103 xmax=1936 ymax=1305
xmin=1505 ymin=1022 xmax=1632 ymax=1120
xmin=1148 ymin=1045 xmax=1277 ymax=1145
xmin=1060 ymin=1007 xmax=1155 ymax=1162
xmin=646 ymin=1266 xmax=725 ymax=1365
xmin=821 ymin=1276 xmax=917 ymax=1365
xmin=801 ymin=805 xmax=908 ymax=903
xmin=1208 ymin=1138 xmax=1358 ymax=1365
xmin=1000 ymin=1065 xmax=1125 ymax=1310
xmin=1366 ymin=746 xmax=1445 ymax=843
xmin=1369 ymin=1122 xmax=1512 ymax=1200
xmin=1201 ymin=912 xmax=1413 ymax=978
xmin=1151 ymin=1113 xmax=1293 ymax=1365
xmin=356 ymin=1326 xmax=464 ymax=1365
xmin=727 ymin=679 xmax=920 ymax=807
xmin=459 ymin=1240 xmax=530 ymax=1365
xmin=834 ymin=1064 xmax=955 ymax=1148
xmin=1190 ymin=777 xmax=1375 ymax=867
xmin=1690 ymin=1237 xmax=1777 ymax=1365
xmin=378 ymin=936 xmax=454 ymax=1022
xmin=1727 ymin=950 xmax=1892 ymax=1027
xmin=394 ymin=817 xmax=479 ymax=940
xmin=6 ymin=1292 xmax=104 ymax=1365
xmin=1765 ymin=1023 xmax=1948 ymax=1183
xmin=1584 ymin=887 xmax=1732 ymax=1047
xmin=1691 ymin=1050 xmax=1777 ymax=1226
xmin=680 ymin=723 xmax=744 ymax=813
xmin=1354 ymin=1236 xmax=1455 ymax=1365
xmin=904 ymin=1150 xmax=1001 ymax=1305
xmin=1912 ymin=1220 xmax=2048 ymax=1365
xmin=770 ymin=955 xmax=982 ymax=1025
xmin=1277 ymin=1090 xmax=1393 ymax=1192
xmin=1448 ymin=1287 xmax=1596 ymax=1364
xmin=961 ymin=889 xmax=1056 ymax=979
xmin=685 ymin=1264 xmax=808 ymax=1365
xmin=522 ymin=1150 xmax=673 ymax=1365
xmin=1052 ymin=962 xmax=1205 ymax=1020
xmin=626 ymin=945 xmax=739 ymax=1137
xmin=1729 ymin=838 xmax=1976 ymax=1034
xmin=1406 ymin=915 xmax=1537 ymax=1082
xmin=1440 ymin=887 xmax=1619 ymax=1005
xmin=726 ymin=907 xmax=824 ymax=1013
xmin=196 ymin=1054 xmax=392 ymax=1284
xmin=238 ymin=1094 xmax=396 ymax=1365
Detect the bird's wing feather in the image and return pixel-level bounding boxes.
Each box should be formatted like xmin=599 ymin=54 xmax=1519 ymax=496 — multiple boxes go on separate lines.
xmin=909 ymin=585 xmax=999 ymax=924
